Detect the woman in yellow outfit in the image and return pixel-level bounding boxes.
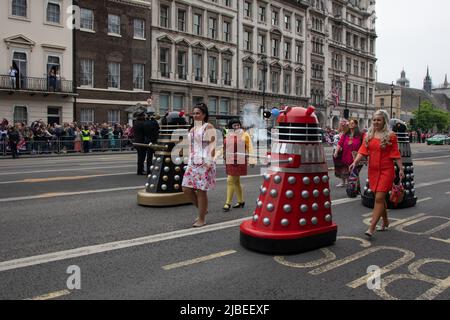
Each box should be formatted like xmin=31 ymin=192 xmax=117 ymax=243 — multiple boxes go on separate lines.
xmin=223 ymin=119 xmax=253 ymax=212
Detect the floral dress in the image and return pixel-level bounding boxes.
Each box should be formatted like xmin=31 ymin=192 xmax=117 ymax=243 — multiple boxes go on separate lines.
xmin=182 ymin=123 xmax=217 ymax=191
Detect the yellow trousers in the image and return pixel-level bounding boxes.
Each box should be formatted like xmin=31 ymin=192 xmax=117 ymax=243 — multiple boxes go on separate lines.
xmin=226 ymin=176 xmax=244 ymax=204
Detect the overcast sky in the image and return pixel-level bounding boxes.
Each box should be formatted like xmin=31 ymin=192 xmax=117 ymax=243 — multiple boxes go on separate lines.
xmin=376 ymin=0 xmax=450 ymax=89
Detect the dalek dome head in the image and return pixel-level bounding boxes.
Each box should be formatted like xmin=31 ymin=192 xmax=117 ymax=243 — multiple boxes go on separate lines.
xmin=390 ymin=118 xmax=407 ymax=133
xmin=273 ymin=106 xmax=321 ymax=144
xmin=162 ymin=111 xmax=187 ymax=125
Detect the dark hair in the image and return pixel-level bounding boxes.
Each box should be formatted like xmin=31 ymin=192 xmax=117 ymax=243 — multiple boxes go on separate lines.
xmin=228 ymin=118 xmax=241 ymax=129
xmin=346 ymin=118 xmax=361 ymax=137
xmin=193 ymin=103 xmax=209 ymax=123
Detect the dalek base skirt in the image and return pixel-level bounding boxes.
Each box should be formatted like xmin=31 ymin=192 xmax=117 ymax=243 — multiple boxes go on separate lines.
xmin=137 ymin=189 xmax=190 ymax=207
xmin=240 ymin=106 xmax=338 ymax=255
xmin=240 ymin=221 xmax=337 ymax=255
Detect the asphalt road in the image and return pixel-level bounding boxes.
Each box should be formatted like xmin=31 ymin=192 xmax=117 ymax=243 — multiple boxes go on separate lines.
xmin=0 ymin=144 xmax=449 ymax=301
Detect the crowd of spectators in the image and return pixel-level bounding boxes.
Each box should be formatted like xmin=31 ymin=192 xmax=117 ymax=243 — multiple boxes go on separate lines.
xmin=1 ymin=118 xmax=134 ymax=156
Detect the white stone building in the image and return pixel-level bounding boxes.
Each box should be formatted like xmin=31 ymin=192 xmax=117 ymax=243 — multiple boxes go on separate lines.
xmin=0 ymin=0 xmax=76 ymax=125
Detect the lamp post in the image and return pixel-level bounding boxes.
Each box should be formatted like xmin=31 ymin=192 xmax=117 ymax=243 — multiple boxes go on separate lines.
xmin=344 ymin=74 xmax=349 ymax=119
xmin=390 ymin=82 xmax=394 ymax=118
xmin=261 ymin=55 xmax=267 ymax=109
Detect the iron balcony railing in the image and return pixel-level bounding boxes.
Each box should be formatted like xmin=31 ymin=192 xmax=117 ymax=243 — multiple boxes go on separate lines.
xmin=0 ymin=74 xmax=74 ymax=93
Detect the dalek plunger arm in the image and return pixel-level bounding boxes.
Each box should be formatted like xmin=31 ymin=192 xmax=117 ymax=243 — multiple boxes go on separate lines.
xmin=132 ymin=142 xmax=169 ymax=151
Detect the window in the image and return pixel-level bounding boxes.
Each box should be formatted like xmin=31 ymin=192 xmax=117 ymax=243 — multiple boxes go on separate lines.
xmin=271 ymin=70 xmax=279 ymax=93
xmin=46 ymin=1 xmax=60 ymax=24
xmin=258 ymin=34 xmax=266 ymax=54
xmin=193 ymin=13 xmax=202 ymax=35
xmin=13 ymin=106 xmax=27 ymax=124
xmin=108 ymin=110 xmax=120 ymax=124
xmin=258 ymin=66 xmax=266 ymax=91
xmin=296 ymin=17 xmax=303 ymax=34
xmin=369 ymin=64 xmax=374 ymax=78
xmin=272 ymin=38 xmax=279 ymax=57
xmin=223 ymin=58 xmax=231 ymax=85
xmin=177 ymin=51 xmax=187 ymax=80
xmin=244 ymin=65 xmax=252 ymax=89
xmin=353 ymin=35 xmax=359 ymax=49
xmin=208 ymin=17 xmax=217 ymax=39
xmin=244 ymin=1 xmax=252 ymax=19
xmin=12 ymin=0 xmax=27 ymax=17
xmin=223 ymin=20 xmax=231 ymax=42
xmin=220 ymin=98 xmax=230 ymax=115
xmin=80 ymin=8 xmax=94 ymax=30
xmin=193 ymin=53 xmax=203 ymax=81
xmin=284 ymin=73 xmax=291 ymax=94
xmin=173 ymin=95 xmax=184 ymax=111
xmin=160 ymin=93 xmax=169 ymax=114
xmin=258 ymin=6 xmax=266 ymax=22
xmin=108 ymin=14 xmax=121 ymax=35
xmin=295 ymin=43 xmax=302 ymax=63
xmin=369 ymin=88 xmax=373 ymax=104
xmin=47 ymin=107 xmax=61 ymax=126
xmin=346 ymin=57 xmax=351 ymax=73
xmin=353 ymin=60 xmax=359 ymax=76
xmin=360 ymin=38 xmax=366 ymax=52
xmin=244 ymin=30 xmax=252 ymax=51
xmin=370 ymin=39 xmax=375 ymax=54
xmin=360 ymin=86 xmax=365 ymax=104
xmin=353 ymin=84 xmax=358 ymax=103
xmin=134 ymin=19 xmax=145 ymax=39
xmin=108 ymin=62 xmax=120 ymax=88
xmin=208 ymin=56 xmax=217 ymax=83
xmin=295 ymin=74 xmax=303 ymax=96
xmin=133 ymin=64 xmax=145 ymax=90
xmin=380 ymin=98 xmax=385 ymax=108
xmin=284 ymin=14 xmax=291 ymax=30
xmin=159 ymin=48 xmax=170 ymax=78
xmin=224 ymin=0 xmax=232 ymax=7
xmin=47 ymin=56 xmax=60 ymax=76
xmin=209 ymin=97 xmax=218 ymax=113
xmin=346 ymin=32 xmax=351 ymax=46
xmin=160 ymin=5 xmax=169 ymax=28
xmin=284 ymin=41 xmax=291 ymax=60
xmin=361 ymin=61 xmax=366 ymax=77
xmin=80 ymin=108 xmax=94 ymax=123
xmin=272 ymin=10 xmax=279 ymax=26
xmin=177 ymin=9 xmax=186 ymax=31
xmin=80 ymin=59 xmax=94 ymax=87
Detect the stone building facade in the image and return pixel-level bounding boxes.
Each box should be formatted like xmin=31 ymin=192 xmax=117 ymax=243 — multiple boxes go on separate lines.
xmin=75 ymin=0 xmax=152 ymax=125
xmin=0 ymin=0 xmax=76 ymax=125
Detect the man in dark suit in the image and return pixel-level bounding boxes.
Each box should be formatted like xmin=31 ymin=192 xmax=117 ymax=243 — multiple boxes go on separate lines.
xmin=133 ymin=108 xmax=160 ymax=175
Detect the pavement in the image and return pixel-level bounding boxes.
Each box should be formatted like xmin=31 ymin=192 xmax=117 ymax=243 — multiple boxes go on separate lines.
xmin=0 ymin=143 xmax=449 ymax=301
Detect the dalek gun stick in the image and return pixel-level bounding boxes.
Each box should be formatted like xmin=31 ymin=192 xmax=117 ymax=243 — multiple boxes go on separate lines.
xmin=132 ymin=142 xmax=169 ymax=151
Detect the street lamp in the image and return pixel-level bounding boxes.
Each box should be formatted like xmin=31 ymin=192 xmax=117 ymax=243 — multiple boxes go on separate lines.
xmin=260 ymin=55 xmax=268 ymax=109
xmin=390 ymin=82 xmax=394 ymax=118
xmin=344 ymin=74 xmax=349 ymax=119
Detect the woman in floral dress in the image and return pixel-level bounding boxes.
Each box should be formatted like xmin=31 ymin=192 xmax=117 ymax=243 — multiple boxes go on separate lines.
xmin=182 ymin=103 xmax=217 ymax=227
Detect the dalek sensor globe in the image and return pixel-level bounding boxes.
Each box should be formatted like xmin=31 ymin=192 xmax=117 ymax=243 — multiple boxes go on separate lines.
xmin=361 ymin=119 xmax=418 ymax=209
xmin=240 ymin=106 xmax=337 ymax=254
xmin=137 ymin=112 xmax=191 ymax=207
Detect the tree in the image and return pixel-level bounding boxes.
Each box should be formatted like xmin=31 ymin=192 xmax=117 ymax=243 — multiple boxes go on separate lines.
xmin=412 ymin=101 xmax=450 ymax=132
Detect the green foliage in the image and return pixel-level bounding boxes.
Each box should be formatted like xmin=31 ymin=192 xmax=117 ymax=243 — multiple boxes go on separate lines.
xmin=412 ymin=101 xmax=450 ymax=132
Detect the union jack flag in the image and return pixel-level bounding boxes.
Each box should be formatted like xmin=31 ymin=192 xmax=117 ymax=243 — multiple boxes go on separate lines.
xmin=331 ymin=87 xmax=340 ymax=108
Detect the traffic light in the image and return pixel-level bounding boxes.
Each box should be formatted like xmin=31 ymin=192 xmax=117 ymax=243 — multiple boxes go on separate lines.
xmin=343 ymin=109 xmax=350 ymax=119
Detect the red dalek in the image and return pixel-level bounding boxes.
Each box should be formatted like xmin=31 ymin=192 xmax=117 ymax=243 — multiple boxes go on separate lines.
xmin=240 ymin=106 xmax=337 ymax=254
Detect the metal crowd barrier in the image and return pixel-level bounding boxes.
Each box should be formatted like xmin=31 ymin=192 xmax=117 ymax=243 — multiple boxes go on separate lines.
xmin=0 ymin=138 xmax=135 ymax=157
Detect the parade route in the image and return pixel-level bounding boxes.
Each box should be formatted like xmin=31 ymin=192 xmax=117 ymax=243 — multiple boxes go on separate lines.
xmin=0 ymin=144 xmax=449 ymax=300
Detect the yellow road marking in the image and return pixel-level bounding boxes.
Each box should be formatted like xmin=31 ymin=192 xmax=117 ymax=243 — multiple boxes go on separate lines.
xmin=26 ymin=290 xmax=71 ymax=300
xmin=162 ymin=250 xmax=237 ymax=271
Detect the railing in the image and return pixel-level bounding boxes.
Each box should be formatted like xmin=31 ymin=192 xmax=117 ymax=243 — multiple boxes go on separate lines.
xmin=0 ymin=75 xmax=74 ymax=93
xmin=0 ymin=138 xmax=135 ymax=157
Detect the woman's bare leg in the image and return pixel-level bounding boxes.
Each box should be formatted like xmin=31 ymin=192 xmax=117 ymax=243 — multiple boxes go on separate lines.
xmin=194 ymin=190 xmax=208 ymax=226
xmin=369 ymin=192 xmax=387 ymax=233
xmin=183 ymin=187 xmax=198 ymax=208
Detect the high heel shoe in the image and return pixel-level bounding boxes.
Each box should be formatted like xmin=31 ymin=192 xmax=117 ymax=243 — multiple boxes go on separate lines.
xmin=233 ymin=202 xmax=245 ymax=209
xmin=365 ymin=229 xmax=376 ymax=238
xmin=223 ymin=204 xmax=231 ymax=212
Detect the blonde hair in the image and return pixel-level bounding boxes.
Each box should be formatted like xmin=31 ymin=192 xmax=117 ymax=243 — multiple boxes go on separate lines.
xmin=365 ymin=110 xmax=392 ymax=148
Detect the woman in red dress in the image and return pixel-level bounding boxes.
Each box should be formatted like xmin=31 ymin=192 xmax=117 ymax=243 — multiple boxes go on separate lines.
xmin=223 ymin=119 xmax=252 ymax=212
xmin=350 ymin=110 xmax=404 ymax=237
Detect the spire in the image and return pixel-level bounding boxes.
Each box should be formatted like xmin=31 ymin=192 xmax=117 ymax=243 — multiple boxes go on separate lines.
xmin=445 ymin=74 xmax=448 ymax=88
xmin=423 ymin=66 xmax=432 ymax=93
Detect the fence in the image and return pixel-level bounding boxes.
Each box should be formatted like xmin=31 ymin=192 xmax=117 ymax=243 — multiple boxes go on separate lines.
xmin=0 ymin=138 xmax=135 ymax=157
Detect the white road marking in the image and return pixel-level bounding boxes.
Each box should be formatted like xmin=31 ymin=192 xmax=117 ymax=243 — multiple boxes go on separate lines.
xmin=0 ymin=165 xmax=135 ymax=176
xmin=0 ymin=172 xmax=135 ymax=185
xmin=24 ymin=290 xmax=71 ymax=300
xmin=162 ymin=250 xmax=237 ymax=270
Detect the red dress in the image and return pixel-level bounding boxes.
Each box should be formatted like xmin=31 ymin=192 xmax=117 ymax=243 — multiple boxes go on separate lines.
xmin=358 ymin=134 xmax=401 ymax=192
xmin=224 ymin=131 xmax=251 ymax=176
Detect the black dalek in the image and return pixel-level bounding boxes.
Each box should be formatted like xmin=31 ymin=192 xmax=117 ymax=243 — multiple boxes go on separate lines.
xmin=361 ymin=119 xmax=418 ymax=209
xmin=136 ymin=111 xmax=191 ymax=207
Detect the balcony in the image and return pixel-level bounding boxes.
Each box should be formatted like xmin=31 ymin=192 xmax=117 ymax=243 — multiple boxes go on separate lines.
xmin=209 ymin=77 xmax=217 ymax=84
xmin=0 ymin=75 xmax=75 ymax=95
xmin=223 ymin=79 xmax=232 ymax=86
